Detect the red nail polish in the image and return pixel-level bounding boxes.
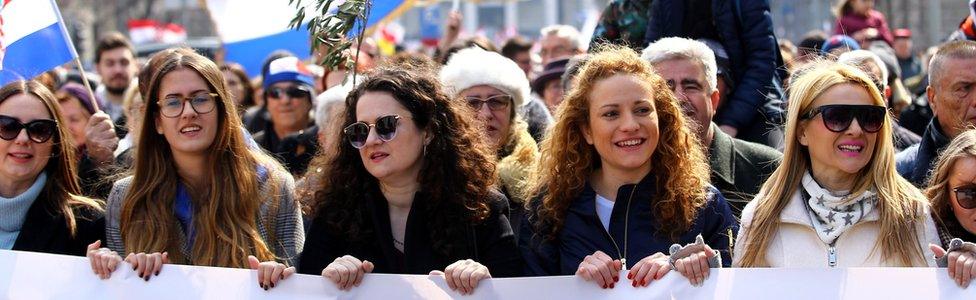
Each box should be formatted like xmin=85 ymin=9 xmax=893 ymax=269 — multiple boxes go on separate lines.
xmin=613 ymin=276 xmax=619 ymax=282
xmin=632 ymin=281 xmax=637 ymax=287
xmin=627 ymin=273 xmax=633 ymax=280
xmin=610 ymin=283 xmax=615 ymax=288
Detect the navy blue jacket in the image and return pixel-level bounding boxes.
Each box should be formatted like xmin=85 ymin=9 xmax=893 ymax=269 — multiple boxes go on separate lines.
xmin=896 ymin=118 xmax=951 ymax=186
xmin=644 ymin=0 xmax=786 ymax=131
xmin=519 ymin=174 xmax=737 ymax=276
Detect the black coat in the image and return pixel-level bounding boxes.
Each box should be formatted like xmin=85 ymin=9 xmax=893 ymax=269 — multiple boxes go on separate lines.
xmin=520 ymin=173 xmax=737 ymax=276
xmin=298 ymin=189 xmax=522 ymax=277
xmin=707 ymin=125 xmax=781 ymax=217
xmin=12 ymin=197 xmax=105 ymax=256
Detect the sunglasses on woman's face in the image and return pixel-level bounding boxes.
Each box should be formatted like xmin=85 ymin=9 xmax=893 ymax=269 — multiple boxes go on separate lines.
xmin=344 ymin=115 xmax=402 ymax=149
xmin=802 ymin=104 xmax=886 ymax=133
xmin=0 ymin=115 xmax=57 ymax=143
xmin=953 ymin=185 xmax=976 ymax=209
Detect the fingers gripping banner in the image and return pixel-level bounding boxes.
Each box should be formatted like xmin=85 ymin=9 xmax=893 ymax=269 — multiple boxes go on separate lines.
xmin=0 ymin=250 xmax=973 ymax=299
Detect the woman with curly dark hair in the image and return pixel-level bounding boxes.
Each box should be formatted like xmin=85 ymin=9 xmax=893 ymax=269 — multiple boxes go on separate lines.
xmin=297 ymin=66 xmax=521 ymax=295
xmin=520 ymin=45 xmax=736 ymax=289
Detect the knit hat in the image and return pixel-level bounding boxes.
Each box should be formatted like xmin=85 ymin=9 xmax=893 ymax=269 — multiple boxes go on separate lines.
xmin=821 ymin=35 xmax=860 ymax=54
xmin=439 ymin=47 xmax=531 ymax=108
xmin=262 ymin=56 xmax=315 ymax=89
xmin=57 ymin=82 xmax=98 ymax=115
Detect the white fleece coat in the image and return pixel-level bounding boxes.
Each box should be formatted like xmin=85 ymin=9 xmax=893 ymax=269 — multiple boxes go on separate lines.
xmin=734 ymin=189 xmax=940 ymax=267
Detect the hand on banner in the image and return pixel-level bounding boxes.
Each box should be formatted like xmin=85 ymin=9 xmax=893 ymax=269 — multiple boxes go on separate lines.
xmin=85 ymin=112 xmax=118 ymax=165
xmin=86 ymin=240 xmax=123 ymax=279
xmin=575 ymin=250 xmax=623 ymax=289
xmin=124 ymin=251 xmax=169 ymax=281
xmin=321 ymin=255 xmax=374 ymax=291
xmin=672 ymin=244 xmax=716 ymax=287
xmin=247 ymin=255 xmax=295 ymax=290
xmin=430 ymin=259 xmax=492 ymax=295
xmin=931 ymin=243 xmax=976 ymax=288
xmin=627 ymin=252 xmax=671 ymax=287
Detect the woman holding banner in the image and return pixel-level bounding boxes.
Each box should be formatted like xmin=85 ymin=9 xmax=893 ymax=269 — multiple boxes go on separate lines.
xmin=732 ymin=61 xmax=953 ymax=271
xmin=297 ymin=66 xmax=521 ymax=295
xmin=520 ymin=45 xmax=736 ymax=289
xmin=0 ymin=80 xmax=104 ymax=256
xmin=922 ymin=129 xmax=976 ymax=287
xmin=85 ymin=48 xmax=304 ymax=291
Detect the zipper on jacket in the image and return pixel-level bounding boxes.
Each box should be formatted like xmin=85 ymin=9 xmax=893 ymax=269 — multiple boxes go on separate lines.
xmin=602 ymin=185 xmax=638 ymax=269
xmin=827 ymin=244 xmax=837 ymax=267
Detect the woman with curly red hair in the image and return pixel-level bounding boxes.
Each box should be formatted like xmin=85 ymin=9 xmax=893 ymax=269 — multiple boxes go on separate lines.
xmin=520 ymin=45 xmax=736 ymax=289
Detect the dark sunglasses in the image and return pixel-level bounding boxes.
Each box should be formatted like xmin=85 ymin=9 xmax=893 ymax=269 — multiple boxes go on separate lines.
xmin=0 ymin=115 xmax=58 ymax=143
xmin=953 ymin=185 xmax=976 ymax=209
xmin=343 ymin=115 xmax=402 ymax=149
xmin=802 ymin=104 xmax=886 ymax=133
xmin=267 ymin=85 xmax=312 ymax=100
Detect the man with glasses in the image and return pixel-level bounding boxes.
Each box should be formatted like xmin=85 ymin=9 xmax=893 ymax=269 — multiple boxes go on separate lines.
xmin=898 ymin=40 xmax=976 ymax=186
xmin=253 ymin=56 xmax=317 ymax=168
xmin=539 ymin=25 xmax=585 ymax=67
xmin=643 ymin=37 xmax=781 ymax=217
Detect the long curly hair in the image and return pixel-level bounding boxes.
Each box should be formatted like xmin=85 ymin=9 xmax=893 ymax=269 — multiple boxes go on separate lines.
xmin=530 ymin=45 xmax=710 ymax=241
xmin=308 ymin=66 xmax=497 ymax=256
xmin=121 ymin=48 xmax=288 ymax=268
xmin=0 ymin=80 xmax=103 ymax=236
xmin=737 ymin=61 xmax=928 ymax=267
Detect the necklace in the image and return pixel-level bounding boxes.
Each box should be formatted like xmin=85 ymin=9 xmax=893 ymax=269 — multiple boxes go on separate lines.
xmin=393 ymin=237 xmax=404 ymax=249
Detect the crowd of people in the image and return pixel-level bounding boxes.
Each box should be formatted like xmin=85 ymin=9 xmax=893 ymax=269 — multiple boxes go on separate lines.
xmin=7 ymin=0 xmax=976 ymax=294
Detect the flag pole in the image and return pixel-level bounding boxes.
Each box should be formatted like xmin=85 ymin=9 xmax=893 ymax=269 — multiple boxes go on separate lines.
xmin=50 ymin=0 xmax=101 ymax=112
xmin=72 ymin=58 xmax=100 ymax=112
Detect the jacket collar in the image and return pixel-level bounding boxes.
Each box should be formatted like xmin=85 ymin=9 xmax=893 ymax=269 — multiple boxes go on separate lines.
xmin=569 ymin=171 xmax=657 ymax=217
xmin=707 ymin=123 xmax=736 ymax=186
xmin=912 ymin=118 xmax=952 ymax=180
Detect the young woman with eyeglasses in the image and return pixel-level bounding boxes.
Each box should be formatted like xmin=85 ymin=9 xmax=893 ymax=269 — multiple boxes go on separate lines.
xmin=734 ymin=61 xmax=943 ymax=270
xmin=85 ymin=48 xmax=304 ymax=291
xmin=297 ymin=66 xmax=521 ymax=295
xmin=521 ymin=46 xmax=735 ymax=289
xmin=439 ymin=47 xmax=539 ymax=236
xmin=0 ymin=80 xmax=104 ymax=256
xmin=923 ymin=129 xmax=976 ymax=287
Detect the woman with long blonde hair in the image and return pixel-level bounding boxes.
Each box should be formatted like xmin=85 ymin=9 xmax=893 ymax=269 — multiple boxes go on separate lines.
xmin=520 ymin=45 xmax=736 ymax=289
xmin=734 ymin=60 xmax=938 ymax=268
xmin=86 ymin=48 xmax=303 ymax=290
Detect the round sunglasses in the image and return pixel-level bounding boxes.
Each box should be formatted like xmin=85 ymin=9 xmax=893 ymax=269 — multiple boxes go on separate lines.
xmin=343 ymin=115 xmax=403 ymax=149
xmin=802 ymin=104 xmax=886 ymax=133
xmin=952 ymin=185 xmax=976 ymax=209
xmin=0 ymin=115 xmax=58 ymax=143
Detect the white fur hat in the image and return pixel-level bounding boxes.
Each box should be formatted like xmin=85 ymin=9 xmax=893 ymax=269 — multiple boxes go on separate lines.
xmin=439 ymin=47 xmax=531 ymax=108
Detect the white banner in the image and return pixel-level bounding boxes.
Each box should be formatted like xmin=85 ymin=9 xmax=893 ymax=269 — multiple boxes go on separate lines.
xmin=0 ymin=249 xmax=973 ymax=299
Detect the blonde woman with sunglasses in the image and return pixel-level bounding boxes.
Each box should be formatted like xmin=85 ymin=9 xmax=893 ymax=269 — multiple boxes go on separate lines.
xmin=732 ymin=61 xmax=976 ymax=285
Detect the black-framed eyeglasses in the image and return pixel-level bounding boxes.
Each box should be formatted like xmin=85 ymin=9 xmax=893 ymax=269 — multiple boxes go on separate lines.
xmin=0 ymin=115 xmax=57 ymax=143
xmin=952 ymin=185 xmax=976 ymax=209
xmin=801 ymin=104 xmax=886 ymax=133
xmin=343 ymin=115 xmax=403 ymax=149
xmin=157 ymin=93 xmax=218 ymax=118
xmin=465 ymin=94 xmax=512 ymax=112
xmin=267 ymin=85 xmax=312 ymax=100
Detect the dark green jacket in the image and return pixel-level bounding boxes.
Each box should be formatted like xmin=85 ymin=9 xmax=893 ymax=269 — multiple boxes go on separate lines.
xmin=707 ymin=124 xmax=781 ymax=217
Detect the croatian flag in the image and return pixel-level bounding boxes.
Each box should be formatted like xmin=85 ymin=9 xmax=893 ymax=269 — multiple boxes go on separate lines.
xmin=206 ymin=0 xmax=310 ymax=78
xmin=0 ymin=0 xmax=76 ymax=86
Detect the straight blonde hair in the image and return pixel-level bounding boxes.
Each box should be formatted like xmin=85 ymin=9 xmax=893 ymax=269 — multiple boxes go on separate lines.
xmin=737 ymin=61 xmax=928 ymax=267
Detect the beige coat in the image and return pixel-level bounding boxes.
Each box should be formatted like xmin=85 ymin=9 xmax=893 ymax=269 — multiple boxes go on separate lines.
xmin=734 ymin=189 xmax=939 ymax=267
